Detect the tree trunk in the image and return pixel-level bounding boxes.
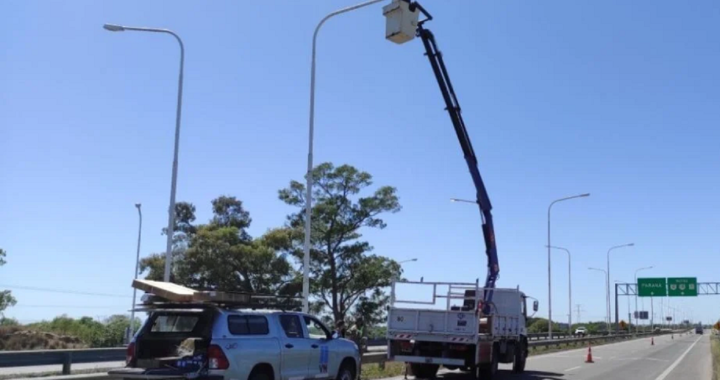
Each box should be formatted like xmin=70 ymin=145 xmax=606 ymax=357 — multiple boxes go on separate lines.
xmin=328 ymin=244 xmax=340 ymax=322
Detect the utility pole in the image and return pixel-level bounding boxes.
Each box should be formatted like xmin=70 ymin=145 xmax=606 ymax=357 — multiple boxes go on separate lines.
xmin=575 ymin=304 xmax=584 ymax=324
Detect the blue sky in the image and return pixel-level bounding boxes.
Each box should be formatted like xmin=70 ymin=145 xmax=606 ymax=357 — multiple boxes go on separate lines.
xmin=1 ymin=0 xmax=719 ymax=326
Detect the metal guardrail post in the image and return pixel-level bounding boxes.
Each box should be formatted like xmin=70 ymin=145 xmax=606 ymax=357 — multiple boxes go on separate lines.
xmin=62 ymin=352 xmax=72 ymax=375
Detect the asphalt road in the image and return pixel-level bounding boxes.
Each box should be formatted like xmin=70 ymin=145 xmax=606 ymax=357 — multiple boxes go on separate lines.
xmin=0 ymin=361 xmax=123 ymax=377
xmin=387 ymin=332 xmax=711 ymax=380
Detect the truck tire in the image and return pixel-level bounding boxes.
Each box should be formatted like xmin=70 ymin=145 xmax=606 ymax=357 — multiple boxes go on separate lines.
xmin=478 ymin=344 xmax=499 ymax=380
xmin=410 ymin=363 xmax=439 ymax=379
xmin=512 ymin=340 xmax=527 ymax=373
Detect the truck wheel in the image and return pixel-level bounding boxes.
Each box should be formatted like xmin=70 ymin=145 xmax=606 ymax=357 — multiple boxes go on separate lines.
xmin=410 ymin=363 xmax=439 ymax=379
xmin=512 ymin=341 xmax=527 ymax=373
xmin=478 ymin=344 xmax=499 ymax=379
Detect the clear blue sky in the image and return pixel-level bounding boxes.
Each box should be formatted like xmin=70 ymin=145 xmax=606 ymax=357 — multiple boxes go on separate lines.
xmin=1 ymin=0 xmax=719 ymax=326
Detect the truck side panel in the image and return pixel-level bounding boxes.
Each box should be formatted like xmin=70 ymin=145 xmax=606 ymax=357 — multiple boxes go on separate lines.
xmin=388 ymin=309 xmax=478 ymax=336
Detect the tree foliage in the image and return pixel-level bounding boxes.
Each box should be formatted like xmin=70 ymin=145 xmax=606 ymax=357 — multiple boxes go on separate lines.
xmin=136 ymin=163 xmax=403 ymax=329
xmin=278 ymin=163 xmax=403 ymax=322
xmin=0 ymin=249 xmax=17 ymax=317
xmin=140 ymin=197 xmax=297 ymax=295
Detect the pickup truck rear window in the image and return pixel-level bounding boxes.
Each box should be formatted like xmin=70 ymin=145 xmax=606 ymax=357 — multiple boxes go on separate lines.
xmin=150 ymin=314 xmax=200 ymax=333
xmin=228 ymin=315 xmax=269 ymax=335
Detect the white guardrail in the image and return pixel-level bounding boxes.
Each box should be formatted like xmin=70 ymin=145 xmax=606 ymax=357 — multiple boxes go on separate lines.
xmin=3 ymin=330 xmax=689 ymax=380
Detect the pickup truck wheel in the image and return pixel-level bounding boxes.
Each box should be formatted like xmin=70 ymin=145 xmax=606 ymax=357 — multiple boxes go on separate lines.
xmin=249 ymin=369 xmax=272 ymax=380
xmin=409 ymin=363 xmax=439 ymax=379
xmin=336 ymin=363 xmax=356 ymax=380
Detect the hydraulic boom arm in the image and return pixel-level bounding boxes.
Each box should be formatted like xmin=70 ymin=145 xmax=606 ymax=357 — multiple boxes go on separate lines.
xmin=411 ymin=3 xmax=499 ymax=315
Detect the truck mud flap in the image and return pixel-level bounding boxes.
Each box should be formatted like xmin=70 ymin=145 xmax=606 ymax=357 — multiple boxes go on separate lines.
xmin=108 ymin=367 xmax=223 ymax=380
xmin=391 ymin=355 xmax=465 ymax=367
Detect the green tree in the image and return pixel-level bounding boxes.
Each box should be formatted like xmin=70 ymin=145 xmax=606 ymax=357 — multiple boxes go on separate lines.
xmin=0 ymin=249 xmax=17 ymax=317
xmin=140 ymin=197 xmax=296 ymax=295
xmin=278 ymin=163 xmax=403 ymax=323
xmin=527 ymin=318 xmax=564 ymax=333
xmin=0 ymin=317 xmax=19 ymax=326
xmin=102 ymin=315 xmax=140 ymax=347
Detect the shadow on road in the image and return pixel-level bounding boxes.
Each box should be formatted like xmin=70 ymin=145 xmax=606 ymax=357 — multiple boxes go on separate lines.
xmin=437 ymin=370 xmax=565 ymax=380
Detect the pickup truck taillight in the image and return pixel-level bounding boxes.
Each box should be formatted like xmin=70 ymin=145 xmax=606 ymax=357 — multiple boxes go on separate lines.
xmin=208 ymin=344 xmax=230 ymax=370
xmin=126 ymin=342 xmax=136 ymax=365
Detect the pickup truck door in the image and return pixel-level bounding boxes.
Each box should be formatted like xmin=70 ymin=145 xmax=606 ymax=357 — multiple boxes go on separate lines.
xmin=302 ymin=316 xmax=333 ymax=379
xmin=279 ymin=314 xmax=311 ymax=380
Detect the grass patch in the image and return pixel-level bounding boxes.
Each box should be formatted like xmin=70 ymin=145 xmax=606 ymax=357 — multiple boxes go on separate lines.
xmin=361 ymin=362 xmax=406 ymax=380
xmin=711 ymin=335 xmax=720 ymax=380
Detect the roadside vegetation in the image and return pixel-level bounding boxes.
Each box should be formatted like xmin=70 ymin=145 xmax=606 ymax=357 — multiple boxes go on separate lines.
xmin=0 ymin=314 xmax=139 ymax=350
xmin=362 ymin=362 xmax=406 ymax=380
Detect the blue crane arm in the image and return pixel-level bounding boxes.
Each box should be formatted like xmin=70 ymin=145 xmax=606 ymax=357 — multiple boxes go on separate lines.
xmin=411 ymin=3 xmax=499 ymax=315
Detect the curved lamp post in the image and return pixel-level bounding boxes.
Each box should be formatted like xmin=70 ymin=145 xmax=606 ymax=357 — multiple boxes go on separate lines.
xmin=104 ymin=23 xmax=185 ymax=283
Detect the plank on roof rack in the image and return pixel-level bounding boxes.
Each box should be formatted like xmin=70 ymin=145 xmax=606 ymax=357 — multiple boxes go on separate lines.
xmin=133 ymin=279 xmax=196 ymax=302
xmin=133 ymin=279 xmax=304 ymax=307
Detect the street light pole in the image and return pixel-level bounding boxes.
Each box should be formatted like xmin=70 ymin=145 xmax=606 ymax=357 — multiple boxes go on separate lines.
xmin=606 ymin=243 xmax=634 ymax=333
xmin=450 ymin=198 xmax=477 ymax=204
xmin=589 ymin=267 xmax=609 ymax=330
xmin=547 ymin=193 xmax=589 ymax=338
xmin=398 ymin=258 xmax=418 ymax=264
xmin=548 ymin=246 xmax=572 ymax=335
xmin=128 ymin=203 xmax=142 ymax=343
xmin=103 ymin=24 xmax=185 ymax=283
xmin=634 ymin=266 xmax=653 ymax=333
xmin=303 ymin=0 xmax=384 ymax=313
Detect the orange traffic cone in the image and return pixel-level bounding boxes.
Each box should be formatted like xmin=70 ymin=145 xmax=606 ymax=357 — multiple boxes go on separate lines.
xmin=651 ymin=337 xmax=655 ymax=346
xmin=585 ymin=343 xmax=594 ymax=363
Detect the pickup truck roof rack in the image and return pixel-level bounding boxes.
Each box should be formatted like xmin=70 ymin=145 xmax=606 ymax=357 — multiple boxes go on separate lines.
xmin=132 ymin=279 xmax=302 ymax=312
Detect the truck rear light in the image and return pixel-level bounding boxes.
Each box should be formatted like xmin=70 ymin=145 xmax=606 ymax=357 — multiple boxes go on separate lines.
xmin=126 ymin=342 xmax=136 ymax=365
xmin=449 ymin=344 xmax=468 ymax=351
xmin=399 ymin=341 xmax=413 ymax=352
xmin=208 ymin=344 xmax=230 ymax=370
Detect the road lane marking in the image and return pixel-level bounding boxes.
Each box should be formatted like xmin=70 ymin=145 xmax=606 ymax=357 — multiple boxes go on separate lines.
xmin=527 ymin=334 xmax=674 ymax=360
xmin=645 ymin=357 xmax=670 ymax=363
xmin=653 ymin=335 xmax=703 ymax=380
xmin=564 ymin=366 xmax=582 ymax=372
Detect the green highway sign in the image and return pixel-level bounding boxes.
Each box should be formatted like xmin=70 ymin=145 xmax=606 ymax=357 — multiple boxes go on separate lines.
xmin=667 ymin=277 xmax=698 ymax=297
xmin=638 ymin=278 xmax=667 ymax=297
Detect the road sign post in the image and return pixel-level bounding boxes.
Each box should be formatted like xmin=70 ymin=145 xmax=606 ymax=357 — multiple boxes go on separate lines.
xmin=667 ymin=277 xmax=697 ymax=297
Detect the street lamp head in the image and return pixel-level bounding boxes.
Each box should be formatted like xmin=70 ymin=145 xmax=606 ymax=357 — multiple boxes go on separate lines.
xmin=135 ymin=203 xmax=141 ymax=209
xmin=628 ymin=243 xmax=635 ymax=247
xmin=103 ymin=24 xmax=125 ymax=32
xmin=580 ymin=193 xmax=591 ymax=197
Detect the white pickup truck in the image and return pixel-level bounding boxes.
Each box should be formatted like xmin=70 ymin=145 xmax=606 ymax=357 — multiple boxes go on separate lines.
xmin=386 ymin=280 xmax=537 ymax=380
